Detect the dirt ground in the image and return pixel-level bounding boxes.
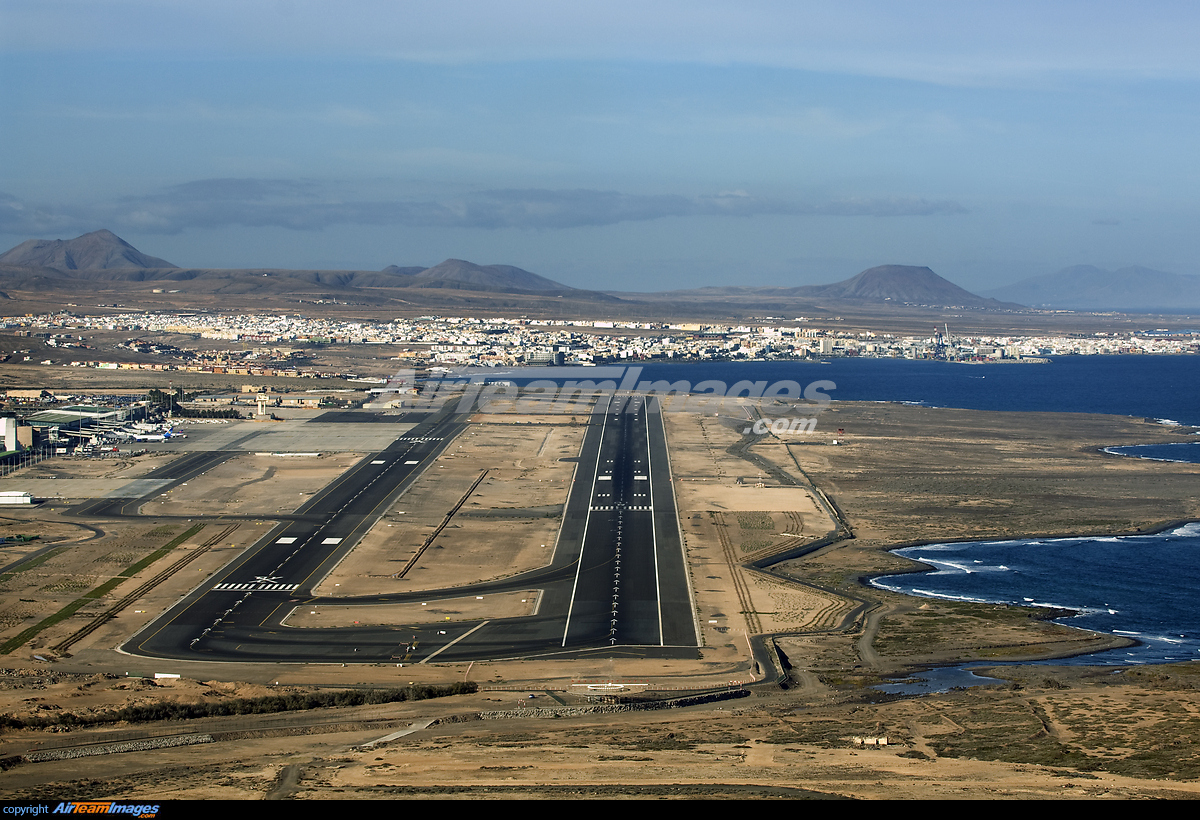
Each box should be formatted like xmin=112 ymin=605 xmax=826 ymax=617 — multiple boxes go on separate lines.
xmin=662 ymin=406 xmax=850 ymax=656
xmin=312 ymin=419 xmax=584 ymax=599
xmin=153 ymin=452 xmax=361 ymax=517
xmin=1 ymin=400 xmax=1199 ymax=799
xmin=1 ymin=663 xmax=1199 ymax=800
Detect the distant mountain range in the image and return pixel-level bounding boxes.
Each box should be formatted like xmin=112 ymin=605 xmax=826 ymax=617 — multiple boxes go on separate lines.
xmin=981 ymin=265 xmax=1200 ymax=312
xmin=8 ymin=229 xmax=1194 ymax=315
xmin=0 ymin=230 xmax=608 ymax=300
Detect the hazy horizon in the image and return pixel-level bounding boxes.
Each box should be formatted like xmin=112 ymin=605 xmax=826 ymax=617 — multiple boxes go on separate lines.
xmin=3 ymin=2 xmax=1198 ymax=293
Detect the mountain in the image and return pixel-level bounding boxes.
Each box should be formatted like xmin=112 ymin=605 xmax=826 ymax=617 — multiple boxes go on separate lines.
xmin=0 ymin=232 xmax=1005 ymax=311
xmin=786 ymin=264 xmax=1014 ymax=309
xmin=399 ymin=259 xmax=576 ymax=293
xmin=0 ymin=229 xmax=177 ymax=270
xmin=0 ymin=232 xmax=619 ymax=303
xmin=0 ymin=230 xmax=575 ymax=295
xmin=606 ymin=264 xmax=1019 ymax=316
xmin=982 ymin=265 xmax=1200 ymax=312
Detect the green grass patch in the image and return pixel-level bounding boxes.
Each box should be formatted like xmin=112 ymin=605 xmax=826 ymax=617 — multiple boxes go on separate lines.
xmin=0 ymin=598 xmax=97 ymax=654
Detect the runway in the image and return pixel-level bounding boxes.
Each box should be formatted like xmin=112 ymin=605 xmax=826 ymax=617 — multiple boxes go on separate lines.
xmin=561 ymin=394 xmax=696 ymax=648
xmin=121 ymin=396 xmax=698 ymax=664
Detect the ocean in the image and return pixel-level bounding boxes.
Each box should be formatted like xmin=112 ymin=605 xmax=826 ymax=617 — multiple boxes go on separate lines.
xmin=1104 ymin=442 xmax=1200 ymax=464
xmin=633 ymin=354 xmax=1200 ymax=427
xmin=871 ymin=524 xmax=1200 ymax=665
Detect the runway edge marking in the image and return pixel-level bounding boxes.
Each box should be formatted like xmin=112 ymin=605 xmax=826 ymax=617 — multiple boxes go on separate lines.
xmin=561 ymin=394 xmax=612 ymax=647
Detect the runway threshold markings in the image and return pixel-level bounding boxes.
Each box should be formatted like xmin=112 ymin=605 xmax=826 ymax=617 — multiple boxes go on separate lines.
xmin=212 ymin=582 xmax=299 ymax=591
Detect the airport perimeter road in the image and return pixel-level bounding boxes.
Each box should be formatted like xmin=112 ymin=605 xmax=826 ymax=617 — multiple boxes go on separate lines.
xmin=123 ymin=396 xmax=698 ymax=664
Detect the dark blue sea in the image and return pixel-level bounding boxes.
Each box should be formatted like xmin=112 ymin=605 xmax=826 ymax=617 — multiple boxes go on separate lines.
xmin=633 ymin=355 xmax=1199 ymax=665
xmin=871 ymin=524 xmax=1200 ymax=665
xmin=1104 ymin=442 xmax=1200 ymax=463
xmin=633 ymin=354 xmax=1200 ymax=427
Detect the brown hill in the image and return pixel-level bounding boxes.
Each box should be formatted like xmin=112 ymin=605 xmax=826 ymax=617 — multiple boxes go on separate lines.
xmin=0 ymin=231 xmax=592 ymax=297
xmin=404 ymin=259 xmax=574 ymax=293
xmin=794 ymin=264 xmax=1010 ymax=308
xmin=0 ymin=231 xmax=620 ymax=303
xmin=0 ymin=229 xmax=177 ymax=270
xmin=621 ymin=264 xmax=1019 ymax=311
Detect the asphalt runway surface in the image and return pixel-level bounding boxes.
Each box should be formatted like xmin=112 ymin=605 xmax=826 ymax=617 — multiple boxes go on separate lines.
xmin=120 ymin=397 xmax=699 ymax=664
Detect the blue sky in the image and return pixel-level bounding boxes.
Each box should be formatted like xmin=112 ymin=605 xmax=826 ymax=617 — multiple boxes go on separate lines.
xmin=2 ymin=1 xmax=1198 ymax=291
